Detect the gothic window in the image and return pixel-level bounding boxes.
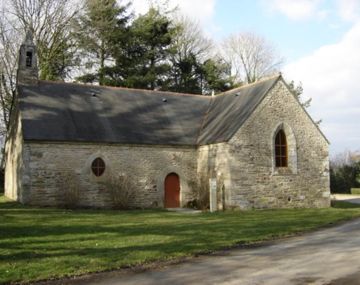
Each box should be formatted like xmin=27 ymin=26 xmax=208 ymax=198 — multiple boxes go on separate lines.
xmin=26 ymin=51 xmax=33 ymax=67
xmin=275 ymin=130 xmax=288 ymax=167
xmin=91 ymin=157 xmax=105 ymax=177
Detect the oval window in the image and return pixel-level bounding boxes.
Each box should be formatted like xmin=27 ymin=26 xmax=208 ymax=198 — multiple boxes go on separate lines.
xmin=91 ymin=157 xmax=105 ymax=177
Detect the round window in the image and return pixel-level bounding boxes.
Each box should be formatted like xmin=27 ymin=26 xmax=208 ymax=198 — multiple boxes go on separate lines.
xmin=91 ymin=157 xmax=105 ymax=177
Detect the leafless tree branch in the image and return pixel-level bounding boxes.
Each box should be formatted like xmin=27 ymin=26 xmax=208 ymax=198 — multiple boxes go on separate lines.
xmin=222 ymin=32 xmax=284 ymax=84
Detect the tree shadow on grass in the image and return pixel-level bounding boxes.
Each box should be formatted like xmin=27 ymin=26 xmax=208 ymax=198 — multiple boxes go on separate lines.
xmin=1 ymin=196 xmax=359 ymax=272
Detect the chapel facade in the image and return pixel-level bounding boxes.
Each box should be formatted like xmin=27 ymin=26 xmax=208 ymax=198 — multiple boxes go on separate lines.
xmin=4 ymin=34 xmax=331 ymax=209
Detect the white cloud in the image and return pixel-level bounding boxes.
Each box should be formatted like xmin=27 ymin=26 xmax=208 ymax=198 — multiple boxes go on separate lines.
xmin=130 ymin=0 xmax=216 ymax=28
xmin=336 ymin=0 xmax=360 ymax=22
xmin=284 ymin=23 xmax=360 ymax=153
xmin=262 ymin=0 xmax=324 ymax=21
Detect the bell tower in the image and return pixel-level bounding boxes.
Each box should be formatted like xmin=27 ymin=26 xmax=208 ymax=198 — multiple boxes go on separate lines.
xmin=17 ymin=31 xmax=38 ymax=85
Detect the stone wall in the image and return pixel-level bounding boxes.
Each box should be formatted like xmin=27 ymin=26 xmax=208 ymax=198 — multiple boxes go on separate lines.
xmin=4 ymin=104 xmax=25 ymax=202
xmin=223 ymin=80 xmax=330 ymax=209
xmin=197 ymin=143 xmax=232 ymax=210
xmin=21 ymin=142 xmax=197 ymax=208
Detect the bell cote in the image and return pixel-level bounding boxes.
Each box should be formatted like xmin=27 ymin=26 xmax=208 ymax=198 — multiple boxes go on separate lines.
xmin=17 ymin=31 xmax=38 ymax=85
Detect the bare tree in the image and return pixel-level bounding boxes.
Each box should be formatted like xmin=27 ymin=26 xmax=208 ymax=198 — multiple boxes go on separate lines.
xmin=0 ymin=0 xmax=79 ymax=132
xmin=332 ymin=150 xmax=360 ymax=168
xmin=0 ymin=5 xmax=19 ymax=133
xmin=222 ymin=32 xmax=283 ymax=84
xmin=8 ymin=0 xmax=80 ymax=80
xmin=171 ymin=15 xmax=214 ymax=63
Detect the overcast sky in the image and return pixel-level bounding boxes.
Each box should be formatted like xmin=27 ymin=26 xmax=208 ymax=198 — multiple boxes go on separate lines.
xmin=132 ymin=0 xmax=360 ymax=155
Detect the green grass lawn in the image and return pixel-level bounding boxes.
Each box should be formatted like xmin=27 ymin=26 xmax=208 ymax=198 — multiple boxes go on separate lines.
xmin=1 ymin=195 xmax=360 ymax=284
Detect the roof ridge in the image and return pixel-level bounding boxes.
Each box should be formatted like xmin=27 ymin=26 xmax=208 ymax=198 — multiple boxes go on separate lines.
xmin=216 ymin=73 xmax=282 ymax=97
xmin=36 ymin=73 xmax=281 ymax=99
xmin=38 ymin=80 xmax=211 ymax=99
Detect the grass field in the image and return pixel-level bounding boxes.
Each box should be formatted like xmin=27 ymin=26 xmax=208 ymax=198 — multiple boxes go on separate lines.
xmin=1 ymin=195 xmax=360 ymax=284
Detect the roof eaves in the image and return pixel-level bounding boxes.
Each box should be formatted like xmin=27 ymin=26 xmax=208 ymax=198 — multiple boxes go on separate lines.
xmin=22 ymin=138 xmax=199 ymax=148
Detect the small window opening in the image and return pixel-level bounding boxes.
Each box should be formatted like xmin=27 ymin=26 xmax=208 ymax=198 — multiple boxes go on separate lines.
xmin=91 ymin=157 xmax=105 ymax=177
xmin=26 ymin=51 xmax=33 ymax=67
xmin=275 ymin=130 xmax=288 ymax=167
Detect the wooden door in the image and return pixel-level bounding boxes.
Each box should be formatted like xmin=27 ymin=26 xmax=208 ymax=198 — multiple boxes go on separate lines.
xmin=164 ymin=173 xmax=180 ymax=208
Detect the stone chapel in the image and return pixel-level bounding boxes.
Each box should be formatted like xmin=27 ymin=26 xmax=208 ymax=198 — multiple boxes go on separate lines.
xmin=4 ymin=33 xmax=331 ymax=209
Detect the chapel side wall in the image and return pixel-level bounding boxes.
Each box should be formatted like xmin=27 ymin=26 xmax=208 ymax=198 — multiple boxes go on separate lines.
xmin=24 ymin=142 xmax=197 ymax=208
xmin=4 ymin=105 xmax=27 ymax=202
xmin=226 ymin=80 xmax=330 ymax=209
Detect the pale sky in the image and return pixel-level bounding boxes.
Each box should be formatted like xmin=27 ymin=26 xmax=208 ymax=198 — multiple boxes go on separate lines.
xmin=131 ymin=0 xmax=360 ymax=155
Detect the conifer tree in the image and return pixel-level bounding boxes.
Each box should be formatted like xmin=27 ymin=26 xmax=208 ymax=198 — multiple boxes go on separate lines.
xmin=104 ymin=7 xmax=174 ymax=89
xmin=73 ymin=0 xmax=130 ymax=85
xmin=166 ymin=16 xmax=234 ymax=94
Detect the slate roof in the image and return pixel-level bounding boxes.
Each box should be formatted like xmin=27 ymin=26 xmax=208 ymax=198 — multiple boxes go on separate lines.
xmin=198 ymin=77 xmax=280 ymax=144
xmin=18 ymin=75 xmax=281 ymax=146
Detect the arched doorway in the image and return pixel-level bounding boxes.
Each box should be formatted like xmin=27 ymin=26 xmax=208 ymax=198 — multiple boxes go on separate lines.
xmin=164 ymin=173 xmax=180 ymax=208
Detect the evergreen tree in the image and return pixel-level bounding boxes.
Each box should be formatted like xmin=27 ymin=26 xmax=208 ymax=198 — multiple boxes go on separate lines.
xmin=167 ymin=52 xmax=202 ymax=94
xmin=165 ymin=16 xmax=234 ymax=94
xmin=73 ymin=0 xmax=130 ymax=85
xmin=82 ymin=6 xmax=233 ymax=94
xmin=131 ymin=7 xmax=173 ymax=90
xmin=105 ymin=7 xmax=174 ymax=89
xmin=200 ymin=58 xmax=234 ymax=94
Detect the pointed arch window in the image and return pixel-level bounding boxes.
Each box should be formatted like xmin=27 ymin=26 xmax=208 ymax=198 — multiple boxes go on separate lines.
xmin=275 ymin=130 xmax=288 ymax=167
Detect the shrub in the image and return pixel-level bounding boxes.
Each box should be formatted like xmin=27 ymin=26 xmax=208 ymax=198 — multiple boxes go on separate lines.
xmin=330 ymin=163 xmax=360 ymax=194
xmin=188 ymin=174 xmax=209 ymax=210
xmin=60 ymin=172 xmax=81 ymax=208
xmin=351 ymin=188 xmax=360 ymax=195
xmin=104 ymin=174 xmax=135 ymax=209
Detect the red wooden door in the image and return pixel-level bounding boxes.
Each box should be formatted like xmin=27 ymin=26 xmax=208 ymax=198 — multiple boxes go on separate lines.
xmin=164 ymin=173 xmax=180 ymax=208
